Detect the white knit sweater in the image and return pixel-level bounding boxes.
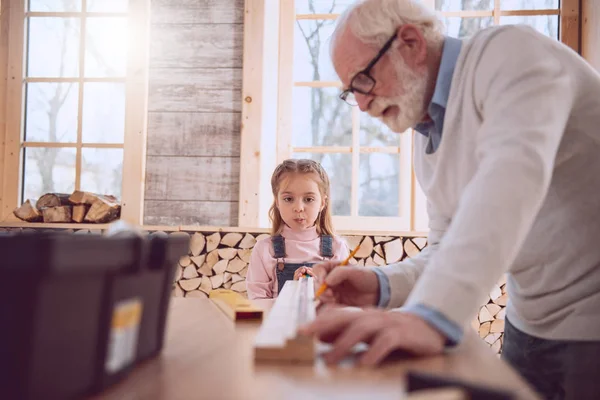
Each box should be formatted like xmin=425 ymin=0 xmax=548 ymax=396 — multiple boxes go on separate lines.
xmin=382 ymin=25 xmax=600 ymax=340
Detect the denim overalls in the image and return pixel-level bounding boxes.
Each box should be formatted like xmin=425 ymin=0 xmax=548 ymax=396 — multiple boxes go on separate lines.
xmin=272 ymin=234 xmax=334 ymax=294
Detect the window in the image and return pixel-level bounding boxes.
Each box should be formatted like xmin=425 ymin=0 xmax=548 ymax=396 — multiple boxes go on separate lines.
xmin=23 ymin=0 xmax=127 ymax=200
xmin=1 ymin=0 xmax=149 ymax=223
xmin=272 ymin=0 xmax=578 ymax=232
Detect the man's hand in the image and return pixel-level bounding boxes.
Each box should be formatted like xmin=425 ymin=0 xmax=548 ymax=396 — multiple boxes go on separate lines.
xmin=312 ymin=261 xmax=380 ymax=307
xmin=293 ymin=266 xmax=314 ymax=280
xmin=299 ymin=307 xmax=445 ymax=366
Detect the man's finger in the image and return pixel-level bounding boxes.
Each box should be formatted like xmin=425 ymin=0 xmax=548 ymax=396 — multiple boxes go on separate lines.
xmin=299 ymin=308 xmax=361 ymax=338
xmin=312 ymin=261 xmax=340 ymax=280
xmin=325 ymin=267 xmax=358 ymax=287
xmin=359 ymin=328 xmax=404 ymax=367
xmin=324 ymin=314 xmax=384 ymax=365
xmin=305 ymin=268 xmax=315 ymax=276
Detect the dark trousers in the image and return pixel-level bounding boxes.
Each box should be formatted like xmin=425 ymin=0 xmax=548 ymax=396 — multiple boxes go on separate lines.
xmin=501 ymin=318 xmax=600 ymax=400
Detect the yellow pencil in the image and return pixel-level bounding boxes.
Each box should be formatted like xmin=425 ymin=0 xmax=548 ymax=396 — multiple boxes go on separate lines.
xmin=314 ymin=241 xmax=362 ymax=299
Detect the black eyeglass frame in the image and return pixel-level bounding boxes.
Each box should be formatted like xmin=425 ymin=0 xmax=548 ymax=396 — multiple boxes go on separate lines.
xmin=339 ymin=33 xmax=397 ymax=104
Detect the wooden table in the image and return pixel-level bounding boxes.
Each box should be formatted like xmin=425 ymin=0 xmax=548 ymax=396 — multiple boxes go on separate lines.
xmin=91 ymin=298 xmax=539 ymax=400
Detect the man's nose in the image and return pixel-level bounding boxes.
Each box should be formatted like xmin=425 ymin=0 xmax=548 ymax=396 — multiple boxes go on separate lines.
xmin=355 ymin=92 xmax=372 ymax=112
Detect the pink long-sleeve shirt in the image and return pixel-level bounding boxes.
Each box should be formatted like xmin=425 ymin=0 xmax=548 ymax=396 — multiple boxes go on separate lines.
xmin=246 ymin=225 xmax=350 ymax=299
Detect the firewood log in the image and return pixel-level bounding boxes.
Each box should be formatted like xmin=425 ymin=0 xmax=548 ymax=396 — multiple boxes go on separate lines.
xmin=71 ymin=204 xmax=89 ymax=223
xmin=36 ymin=193 xmax=71 ymax=209
xmin=68 ymin=190 xmax=118 ymax=205
xmin=42 ymin=206 xmax=72 ymax=223
xmin=84 ymin=198 xmax=120 ymax=223
xmin=13 ymin=199 xmax=42 ymax=222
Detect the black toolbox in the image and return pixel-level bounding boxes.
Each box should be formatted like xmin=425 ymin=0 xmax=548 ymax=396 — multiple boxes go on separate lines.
xmin=0 ymin=229 xmax=189 ymax=400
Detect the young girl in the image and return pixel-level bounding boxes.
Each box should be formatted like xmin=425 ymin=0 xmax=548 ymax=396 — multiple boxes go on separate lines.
xmin=246 ymin=159 xmax=350 ymax=299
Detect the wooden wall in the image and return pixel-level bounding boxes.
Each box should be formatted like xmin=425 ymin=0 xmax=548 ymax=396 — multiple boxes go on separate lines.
xmin=144 ymin=0 xmax=244 ymax=226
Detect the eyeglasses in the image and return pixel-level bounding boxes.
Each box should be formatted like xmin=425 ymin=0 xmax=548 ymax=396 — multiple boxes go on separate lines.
xmin=339 ymin=34 xmax=397 ymax=106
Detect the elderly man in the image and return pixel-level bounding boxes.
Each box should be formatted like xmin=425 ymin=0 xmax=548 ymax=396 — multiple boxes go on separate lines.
xmin=301 ymin=0 xmax=600 ymax=399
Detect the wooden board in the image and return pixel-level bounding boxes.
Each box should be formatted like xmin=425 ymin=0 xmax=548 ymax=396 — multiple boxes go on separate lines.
xmin=150 ymin=0 xmax=244 ymax=24
xmin=143 ymin=200 xmax=238 ymax=226
xmin=149 ymin=24 xmax=243 ymax=69
xmin=146 ymin=112 xmax=241 ymax=157
xmin=254 ymin=278 xmax=316 ymax=363
xmin=209 ymin=288 xmax=263 ymax=321
xmin=144 ymin=156 xmax=240 ymax=201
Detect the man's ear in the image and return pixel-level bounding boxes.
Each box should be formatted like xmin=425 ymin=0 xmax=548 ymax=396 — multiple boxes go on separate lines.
xmin=395 ymin=24 xmax=428 ymax=68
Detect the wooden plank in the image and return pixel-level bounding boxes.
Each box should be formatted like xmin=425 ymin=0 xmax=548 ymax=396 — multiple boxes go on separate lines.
xmin=237 ymin=0 xmax=265 ymax=227
xmin=150 ymin=0 xmax=244 ymax=24
xmin=0 ymin=0 xmax=8 ymax=216
xmin=148 ymin=86 xmax=241 ymax=113
xmin=560 ymin=0 xmax=580 ymax=53
xmin=2 ymin=0 xmax=24 ymax=219
xmin=149 ymin=68 xmax=242 ymax=91
xmin=276 ymin=0 xmax=293 ymax=164
xmin=120 ymin=0 xmax=151 ymax=225
xmin=144 ymin=156 xmax=240 ymax=201
xmin=254 ymin=278 xmax=316 ymax=362
xmin=147 ymin=68 xmax=242 ymax=112
xmin=149 ymin=24 xmax=243 ymax=69
xmin=147 ymin=112 xmax=241 ymax=157
xmin=209 ymin=288 xmax=263 ymax=321
xmin=144 ymin=200 xmax=238 ymax=226
xmin=582 ymin=0 xmax=600 ymax=71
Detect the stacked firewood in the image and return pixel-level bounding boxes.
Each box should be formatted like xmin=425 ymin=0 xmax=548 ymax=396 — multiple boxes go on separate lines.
xmin=472 ymin=275 xmax=507 ymax=355
xmin=13 ymin=191 xmax=121 ymax=224
xmin=171 ymin=232 xmax=266 ymax=299
xmin=171 ymin=233 xmax=428 ymax=301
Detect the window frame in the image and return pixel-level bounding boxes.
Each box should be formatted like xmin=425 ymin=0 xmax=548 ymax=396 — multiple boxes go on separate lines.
xmin=0 ymin=0 xmax=150 ymax=224
xmin=238 ymin=0 xmax=581 ymax=233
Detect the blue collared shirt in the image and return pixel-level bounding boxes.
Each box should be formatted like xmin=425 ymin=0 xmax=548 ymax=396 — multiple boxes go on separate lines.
xmin=414 ymin=36 xmax=462 ymax=154
xmin=373 ymin=37 xmax=464 ymax=347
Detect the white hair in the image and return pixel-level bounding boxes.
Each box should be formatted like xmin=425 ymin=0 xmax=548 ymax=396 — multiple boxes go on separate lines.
xmin=331 ymin=0 xmax=445 ymax=54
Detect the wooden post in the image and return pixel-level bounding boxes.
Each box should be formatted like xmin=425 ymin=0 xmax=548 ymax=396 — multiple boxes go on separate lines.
xmin=120 ymin=0 xmax=150 ymax=225
xmin=2 ymin=0 xmax=25 ymax=220
xmin=238 ymin=0 xmax=265 ymax=228
xmin=0 ymin=0 xmax=8 ymax=217
xmin=560 ymin=0 xmax=580 ymax=54
xmin=582 ymin=0 xmax=600 ymax=71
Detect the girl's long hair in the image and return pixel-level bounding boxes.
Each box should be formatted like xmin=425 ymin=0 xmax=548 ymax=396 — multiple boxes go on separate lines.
xmin=268 ymin=159 xmax=335 ymax=236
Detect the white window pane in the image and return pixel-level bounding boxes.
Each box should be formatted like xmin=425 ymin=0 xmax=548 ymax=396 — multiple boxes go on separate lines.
xmin=23 ymin=147 xmax=76 ymax=200
xmin=435 ymin=0 xmax=493 ymax=12
xmin=27 ymin=17 xmax=80 ymax=78
xmin=442 ymin=17 xmax=493 ymax=38
xmin=291 ymin=152 xmax=351 ymax=216
xmin=25 ymin=83 xmax=79 ymax=142
xmin=295 ymin=0 xmax=355 ymax=15
xmin=360 ymin=113 xmax=400 ymax=147
xmin=28 ymin=0 xmax=82 ymax=12
xmin=81 ymin=148 xmax=123 ymax=199
xmin=294 ymin=20 xmax=338 ymax=82
xmin=292 ymin=87 xmax=352 ymax=147
xmin=85 ymin=17 xmax=128 ymax=77
xmin=82 ymin=83 xmax=125 ymax=143
xmin=500 ymin=15 xmax=559 ymax=39
xmin=500 ymin=0 xmax=558 ymax=10
xmin=359 ymin=153 xmax=400 ymax=217
xmin=87 ymin=0 xmax=128 ymax=12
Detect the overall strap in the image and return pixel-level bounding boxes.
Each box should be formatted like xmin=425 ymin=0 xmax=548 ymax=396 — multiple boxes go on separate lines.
xmin=271 ymin=235 xmax=286 ymax=259
xmin=320 ymin=235 xmax=334 ymax=259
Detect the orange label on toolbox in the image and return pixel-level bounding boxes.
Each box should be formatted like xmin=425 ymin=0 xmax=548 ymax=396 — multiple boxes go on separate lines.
xmin=105 ymin=298 xmax=144 ymax=374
